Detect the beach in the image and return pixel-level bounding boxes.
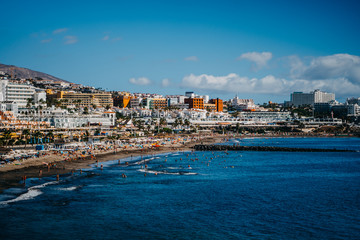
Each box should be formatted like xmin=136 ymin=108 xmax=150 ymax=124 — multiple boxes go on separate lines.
xmin=0 ymin=134 xmax=224 ymax=192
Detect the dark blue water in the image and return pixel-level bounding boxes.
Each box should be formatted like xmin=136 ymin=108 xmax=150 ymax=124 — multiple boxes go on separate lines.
xmin=1 ymin=137 xmax=360 ymax=240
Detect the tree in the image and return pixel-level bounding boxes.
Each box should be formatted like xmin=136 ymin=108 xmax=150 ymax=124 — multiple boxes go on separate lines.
xmin=56 ymin=133 xmax=64 ymax=140
xmin=75 ymin=99 xmax=82 ymax=108
xmin=1 ymin=129 xmax=14 ymax=147
xmin=33 ymin=130 xmax=44 ymax=144
xmin=173 ymin=118 xmax=179 ymax=129
xmin=159 ymin=118 xmax=167 ymax=127
xmin=45 ymin=131 xmax=54 ymax=143
xmin=184 ymin=119 xmax=190 ymax=127
xmin=22 ymin=129 xmax=31 ymax=147
xmin=39 ymin=98 xmax=46 ymax=105
xmin=54 ymin=99 xmax=62 ymax=108
xmin=94 ymin=129 xmax=101 ymax=136
xmin=26 ymin=98 xmax=34 ymax=108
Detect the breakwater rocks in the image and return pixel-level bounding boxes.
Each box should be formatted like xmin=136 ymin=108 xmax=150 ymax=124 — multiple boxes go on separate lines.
xmin=193 ymin=145 xmax=356 ymax=152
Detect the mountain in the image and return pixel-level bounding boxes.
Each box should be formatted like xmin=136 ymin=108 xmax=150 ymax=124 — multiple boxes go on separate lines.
xmin=0 ymin=63 xmax=70 ymax=83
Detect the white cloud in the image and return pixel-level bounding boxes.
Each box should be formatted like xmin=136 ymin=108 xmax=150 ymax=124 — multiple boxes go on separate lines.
xmin=53 ymin=28 xmax=68 ymax=34
xmin=129 ymin=77 xmax=151 ymax=85
xmin=181 ymin=73 xmax=360 ymax=96
xmin=184 ymin=56 xmax=199 ymax=61
xmin=64 ymin=36 xmax=78 ymax=44
xmin=161 ymin=78 xmax=170 ymax=87
xmin=292 ymin=54 xmax=360 ymax=84
xmin=237 ymin=51 xmax=272 ymax=70
xmin=102 ymin=35 xmax=109 ymax=41
xmin=179 ymin=53 xmax=360 ymax=97
xmin=41 ymin=38 xmax=52 ymax=43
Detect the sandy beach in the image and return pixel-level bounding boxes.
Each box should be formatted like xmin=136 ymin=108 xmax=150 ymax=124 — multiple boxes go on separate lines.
xmin=0 ymin=135 xmax=225 ymax=192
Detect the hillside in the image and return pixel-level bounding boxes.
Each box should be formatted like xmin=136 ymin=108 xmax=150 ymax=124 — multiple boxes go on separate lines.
xmin=0 ymin=63 xmax=70 ymax=83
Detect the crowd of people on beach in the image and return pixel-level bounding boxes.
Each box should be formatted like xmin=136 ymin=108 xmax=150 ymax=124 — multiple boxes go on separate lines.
xmin=0 ymin=135 xmax=204 ymax=170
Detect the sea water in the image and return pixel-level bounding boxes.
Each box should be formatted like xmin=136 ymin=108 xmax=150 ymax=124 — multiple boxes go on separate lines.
xmin=0 ymin=137 xmax=359 ymax=239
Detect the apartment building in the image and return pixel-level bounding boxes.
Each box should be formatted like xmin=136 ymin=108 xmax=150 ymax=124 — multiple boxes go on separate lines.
xmin=290 ymin=90 xmax=335 ymax=107
xmin=55 ymin=91 xmax=113 ymax=108
xmin=209 ymin=98 xmax=223 ymax=112
xmin=152 ymin=98 xmax=168 ymax=109
xmin=184 ymin=98 xmax=204 ymax=109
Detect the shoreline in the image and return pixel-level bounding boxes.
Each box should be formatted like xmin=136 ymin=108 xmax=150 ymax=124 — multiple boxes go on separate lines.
xmin=0 ymin=135 xmax=224 ymax=193
xmin=0 ymin=133 xmax=357 ymax=193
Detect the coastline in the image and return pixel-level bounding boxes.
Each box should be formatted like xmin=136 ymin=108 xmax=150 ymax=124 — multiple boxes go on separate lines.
xmin=0 ymin=135 xmax=224 ymax=193
xmin=0 ymin=133 xmax=356 ymax=193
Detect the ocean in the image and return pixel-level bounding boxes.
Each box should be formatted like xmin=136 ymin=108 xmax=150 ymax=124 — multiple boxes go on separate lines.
xmin=0 ymin=137 xmax=359 ymax=239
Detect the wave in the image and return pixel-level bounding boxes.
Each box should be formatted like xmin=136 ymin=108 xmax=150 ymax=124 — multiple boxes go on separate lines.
xmin=0 ymin=181 xmax=58 ymax=206
xmin=0 ymin=189 xmax=42 ymax=205
xmin=138 ymin=168 xmax=197 ymax=176
xmin=58 ymin=185 xmax=82 ymax=191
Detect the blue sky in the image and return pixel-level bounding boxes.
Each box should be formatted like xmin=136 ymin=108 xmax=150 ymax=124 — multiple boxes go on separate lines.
xmin=1 ymin=0 xmax=360 ymax=103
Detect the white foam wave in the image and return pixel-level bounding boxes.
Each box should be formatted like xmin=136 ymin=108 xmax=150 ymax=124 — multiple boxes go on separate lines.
xmin=0 ymin=189 xmax=42 ymax=205
xmin=138 ymin=168 xmax=197 ymax=176
xmin=0 ymin=181 xmax=57 ymax=205
xmin=58 ymin=186 xmax=78 ymax=191
xmin=31 ymin=181 xmax=58 ymax=190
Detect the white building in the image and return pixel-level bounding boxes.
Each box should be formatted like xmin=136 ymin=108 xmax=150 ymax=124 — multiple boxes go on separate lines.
xmin=231 ymin=96 xmax=256 ymax=111
xmin=0 ymin=79 xmax=8 ymax=101
xmin=34 ymin=90 xmax=46 ymax=104
xmin=5 ymin=83 xmax=36 ymax=107
xmin=347 ymin=104 xmax=360 ymax=116
xmin=290 ymin=90 xmax=335 ymax=107
xmin=238 ymin=111 xmax=291 ymax=122
xmin=200 ymin=95 xmax=209 ymax=103
xmin=181 ymin=109 xmax=207 ymax=120
xmin=0 ymin=101 xmax=18 ymax=116
xmin=17 ymin=107 xmax=116 ymax=128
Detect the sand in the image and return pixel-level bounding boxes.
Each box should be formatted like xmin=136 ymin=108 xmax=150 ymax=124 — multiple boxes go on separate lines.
xmin=0 ymin=135 xmax=224 ymax=192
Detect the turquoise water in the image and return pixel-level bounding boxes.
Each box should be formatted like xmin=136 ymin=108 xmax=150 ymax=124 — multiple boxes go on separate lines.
xmin=1 ymin=137 xmax=360 ymax=239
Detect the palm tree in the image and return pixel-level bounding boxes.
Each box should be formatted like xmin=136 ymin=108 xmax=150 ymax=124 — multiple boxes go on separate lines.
xmin=54 ymin=99 xmax=61 ymax=108
xmin=184 ymin=119 xmax=190 ymax=127
xmin=39 ymin=98 xmax=46 ymax=106
xmin=138 ymin=120 xmax=145 ymax=131
xmin=26 ymin=98 xmax=34 ymax=108
xmin=173 ymin=118 xmax=179 ymax=129
xmin=56 ymin=133 xmax=64 ymax=141
xmin=190 ymin=124 xmax=198 ymax=133
xmin=178 ymin=118 xmax=183 ymax=127
xmin=1 ymin=129 xmax=14 ymax=147
xmin=94 ymin=129 xmax=101 ymax=136
xmin=45 ymin=131 xmax=54 ymax=143
xmin=33 ymin=130 xmax=44 ymax=144
xmin=22 ymin=129 xmax=31 ymax=147
xmin=159 ymin=118 xmax=167 ymax=127
xmin=146 ymin=124 xmax=152 ymax=134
